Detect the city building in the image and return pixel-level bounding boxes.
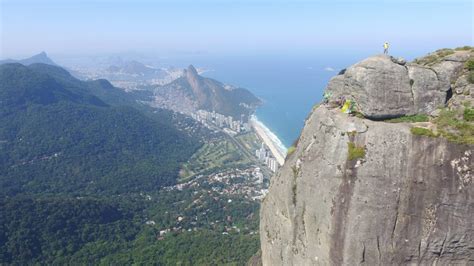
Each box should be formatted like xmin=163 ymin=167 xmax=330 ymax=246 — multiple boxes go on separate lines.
xmin=191 ymin=109 xmax=250 ymax=134
xmin=255 ymin=143 xmax=279 ymax=172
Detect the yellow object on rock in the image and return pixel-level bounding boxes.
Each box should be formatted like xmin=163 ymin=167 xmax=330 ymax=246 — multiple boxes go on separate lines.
xmin=341 ymin=99 xmax=351 ymax=113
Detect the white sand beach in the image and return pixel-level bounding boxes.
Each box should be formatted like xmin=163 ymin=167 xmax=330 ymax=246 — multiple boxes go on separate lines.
xmin=250 ymin=116 xmax=286 ymax=166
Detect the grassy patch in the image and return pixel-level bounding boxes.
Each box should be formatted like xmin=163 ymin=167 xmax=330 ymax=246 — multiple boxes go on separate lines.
xmin=465 ymin=59 xmax=474 ymax=71
xmin=414 ymin=48 xmax=467 ymax=66
xmin=353 ymin=111 xmax=365 ymax=119
xmin=347 ymin=130 xmax=357 ymax=137
xmin=455 ymin=46 xmax=473 ymax=51
xmin=435 ymin=48 xmax=455 ymax=57
xmin=464 ymin=108 xmax=474 ymax=122
xmin=287 ymin=146 xmax=296 ymax=156
xmin=347 ymin=142 xmax=365 ymax=161
xmin=235 ymin=132 xmax=262 ymax=151
xmin=312 ymin=103 xmax=320 ymax=111
xmin=386 ymin=114 xmax=430 ymax=123
xmin=414 ymin=54 xmax=439 ymax=66
xmin=410 ymin=127 xmax=437 ymax=138
xmin=433 ymin=109 xmax=474 ymax=144
xmin=179 ymin=137 xmax=254 ymax=180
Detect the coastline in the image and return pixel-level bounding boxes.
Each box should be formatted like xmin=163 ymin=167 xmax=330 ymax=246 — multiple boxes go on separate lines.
xmin=250 ymin=115 xmax=287 ymax=166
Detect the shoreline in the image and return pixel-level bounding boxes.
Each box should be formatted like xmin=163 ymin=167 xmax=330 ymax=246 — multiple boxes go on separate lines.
xmin=250 ymin=115 xmax=287 ymax=166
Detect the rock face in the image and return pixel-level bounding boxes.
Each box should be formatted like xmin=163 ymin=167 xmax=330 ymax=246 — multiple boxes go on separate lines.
xmin=260 ymin=49 xmax=474 ymax=265
xmin=326 ymin=55 xmax=456 ymax=119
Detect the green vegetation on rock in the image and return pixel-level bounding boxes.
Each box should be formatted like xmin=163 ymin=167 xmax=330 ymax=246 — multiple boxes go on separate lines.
xmin=386 ymin=114 xmax=429 ymax=123
xmin=287 ymin=146 xmax=296 ymax=156
xmin=465 ymin=59 xmax=474 ymax=71
xmin=466 ymin=59 xmax=474 ymax=84
xmin=464 ymin=108 xmax=474 ymax=121
xmin=455 ymin=46 xmax=474 ymax=51
xmin=410 ymin=127 xmax=438 ymax=138
xmin=413 ymin=47 xmax=471 ymax=66
xmin=410 ymin=108 xmax=474 ymax=144
xmin=434 ymin=109 xmax=474 ymax=144
xmin=347 ymin=142 xmax=365 ymax=161
xmin=468 ymin=71 xmax=474 ymax=84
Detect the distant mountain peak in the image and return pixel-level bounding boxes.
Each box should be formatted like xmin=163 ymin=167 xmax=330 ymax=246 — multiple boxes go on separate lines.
xmin=186 ymin=65 xmax=199 ymax=76
xmin=185 ymin=64 xmax=201 ymax=89
xmin=31 ymin=51 xmax=47 ymax=57
xmin=0 ymin=51 xmax=57 ymax=66
xmin=153 ymin=64 xmax=261 ymax=118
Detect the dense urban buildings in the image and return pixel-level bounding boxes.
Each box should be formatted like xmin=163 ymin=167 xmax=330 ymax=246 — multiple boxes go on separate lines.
xmin=191 ymin=109 xmax=251 ymax=134
xmin=255 ymin=143 xmax=279 ymax=172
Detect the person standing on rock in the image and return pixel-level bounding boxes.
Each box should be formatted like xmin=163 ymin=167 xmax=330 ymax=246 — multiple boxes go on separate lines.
xmin=383 ymin=42 xmax=389 ymax=54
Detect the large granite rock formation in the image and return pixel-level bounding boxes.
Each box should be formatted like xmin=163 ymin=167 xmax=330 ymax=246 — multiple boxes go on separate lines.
xmin=325 ymin=52 xmax=469 ymax=119
xmin=260 ymin=48 xmax=474 ymax=265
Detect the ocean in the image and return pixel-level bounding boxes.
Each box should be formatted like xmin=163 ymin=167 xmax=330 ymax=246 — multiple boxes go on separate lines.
xmin=156 ymin=52 xmax=382 ymax=148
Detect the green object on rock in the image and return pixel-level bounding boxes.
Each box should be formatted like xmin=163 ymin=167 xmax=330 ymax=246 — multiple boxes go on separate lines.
xmin=347 ymin=142 xmax=365 ymax=160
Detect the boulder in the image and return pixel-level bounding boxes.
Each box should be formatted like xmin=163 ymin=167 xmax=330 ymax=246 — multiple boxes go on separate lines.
xmin=326 ymin=55 xmax=413 ymax=119
xmin=444 ymin=51 xmax=472 ymax=62
xmin=432 ymin=60 xmax=465 ymax=84
xmin=326 ymin=54 xmax=453 ymax=118
xmin=407 ymin=64 xmax=450 ymax=114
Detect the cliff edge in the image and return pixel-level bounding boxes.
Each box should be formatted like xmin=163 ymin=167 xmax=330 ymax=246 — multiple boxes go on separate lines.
xmin=260 ymin=47 xmax=474 ymax=265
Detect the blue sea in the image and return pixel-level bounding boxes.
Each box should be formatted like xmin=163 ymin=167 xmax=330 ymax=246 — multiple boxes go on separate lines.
xmin=200 ymin=54 xmax=338 ymax=148
xmin=157 ymin=51 xmax=421 ymax=148
xmin=193 ymin=53 xmax=366 ymax=148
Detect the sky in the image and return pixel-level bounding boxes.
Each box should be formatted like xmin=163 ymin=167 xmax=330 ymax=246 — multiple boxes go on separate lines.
xmin=0 ymin=0 xmax=473 ymax=58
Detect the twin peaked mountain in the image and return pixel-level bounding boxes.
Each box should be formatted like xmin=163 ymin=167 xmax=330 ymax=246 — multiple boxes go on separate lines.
xmin=150 ymin=65 xmax=261 ymax=119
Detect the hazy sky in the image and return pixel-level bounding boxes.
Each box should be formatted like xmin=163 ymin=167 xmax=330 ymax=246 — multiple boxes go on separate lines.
xmin=1 ymin=0 xmax=472 ymax=58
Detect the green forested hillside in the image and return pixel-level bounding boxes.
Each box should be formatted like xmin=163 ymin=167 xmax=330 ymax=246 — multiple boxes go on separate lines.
xmin=0 ymin=63 xmax=199 ymax=196
xmin=0 ymin=197 xmax=139 ymax=264
xmin=0 ymin=63 xmax=258 ymax=265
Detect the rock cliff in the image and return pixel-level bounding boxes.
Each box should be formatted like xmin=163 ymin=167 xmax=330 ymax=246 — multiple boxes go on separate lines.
xmin=260 ymin=48 xmax=474 ymax=265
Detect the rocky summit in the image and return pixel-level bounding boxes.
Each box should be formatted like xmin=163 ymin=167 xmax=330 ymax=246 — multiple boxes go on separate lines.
xmin=325 ymin=51 xmax=472 ymax=119
xmin=260 ymin=48 xmax=474 ymax=265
